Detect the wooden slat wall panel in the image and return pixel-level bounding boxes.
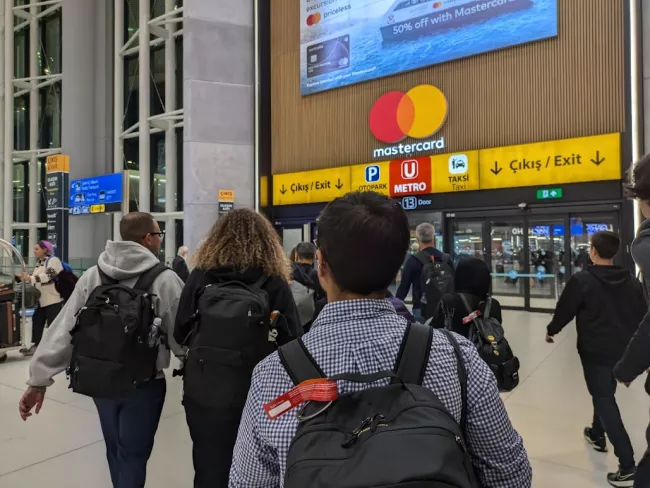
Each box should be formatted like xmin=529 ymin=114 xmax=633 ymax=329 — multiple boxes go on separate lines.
xmin=271 ymin=0 xmax=625 ymax=174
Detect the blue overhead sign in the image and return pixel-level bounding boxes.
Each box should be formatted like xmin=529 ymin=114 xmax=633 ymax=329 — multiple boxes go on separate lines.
xmin=69 ymin=173 xmax=123 ymax=215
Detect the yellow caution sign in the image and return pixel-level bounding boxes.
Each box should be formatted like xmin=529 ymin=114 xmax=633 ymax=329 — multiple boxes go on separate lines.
xmin=274 ymin=167 xmax=350 ymax=205
xmin=46 ymin=155 xmax=70 ymax=174
xmin=218 ymin=189 xmax=235 ymax=202
xmin=90 ymin=204 xmax=105 ymax=213
xmin=431 ymin=151 xmax=480 ymax=193
xmin=479 ymin=133 xmax=621 ymax=190
xmin=350 ymin=162 xmax=390 ymax=195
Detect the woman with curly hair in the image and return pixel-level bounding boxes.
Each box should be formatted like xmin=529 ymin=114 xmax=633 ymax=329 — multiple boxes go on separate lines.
xmin=174 ymin=208 xmax=301 ymax=488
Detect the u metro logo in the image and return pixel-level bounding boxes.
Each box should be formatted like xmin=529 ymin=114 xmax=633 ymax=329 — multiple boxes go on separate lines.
xmin=369 ymin=85 xmax=448 ymax=144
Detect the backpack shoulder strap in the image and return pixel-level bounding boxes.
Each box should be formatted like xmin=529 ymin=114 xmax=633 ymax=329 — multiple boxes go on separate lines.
xmin=440 ymin=329 xmax=468 ymax=429
xmin=414 ymin=251 xmax=431 ymax=267
xmin=97 ymin=266 xmax=118 ymax=286
xmin=484 ymin=296 xmax=493 ymax=320
xmin=393 ymin=322 xmax=433 ymax=385
xmin=458 ymin=293 xmax=474 ymax=315
xmin=133 ymin=263 xmax=168 ymax=293
xmin=278 ymin=338 xmax=325 ymax=385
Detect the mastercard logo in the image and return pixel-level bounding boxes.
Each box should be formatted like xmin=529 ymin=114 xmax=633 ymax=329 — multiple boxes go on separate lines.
xmin=369 ymin=85 xmax=448 ymax=144
xmin=306 ymin=12 xmax=322 ymax=26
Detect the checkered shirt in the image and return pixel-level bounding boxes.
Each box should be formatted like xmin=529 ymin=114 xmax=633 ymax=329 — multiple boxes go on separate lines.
xmin=229 ymin=299 xmax=532 ymax=488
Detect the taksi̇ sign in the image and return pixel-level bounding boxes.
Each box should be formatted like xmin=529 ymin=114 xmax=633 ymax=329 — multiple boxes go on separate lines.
xmin=370 ymin=85 xmax=447 ymax=159
xmin=479 ymin=133 xmax=621 ymax=190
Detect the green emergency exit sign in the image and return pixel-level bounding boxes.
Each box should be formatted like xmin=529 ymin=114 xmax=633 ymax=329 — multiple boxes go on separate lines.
xmin=536 ymin=188 xmax=563 ymax=200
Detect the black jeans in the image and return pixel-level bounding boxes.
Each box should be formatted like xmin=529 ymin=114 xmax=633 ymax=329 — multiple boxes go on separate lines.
xmin=636 ymin=414 xmax=650 ymax=487
xmin=32 ymin=301 xmax=63 ymax=346
xmin=93 ymin=378 xmax=166 ymax=488
xmin=582 ymin=362 xmax=635 ymax=471
xmin=184 ymin=396 xmax=245 ymax=488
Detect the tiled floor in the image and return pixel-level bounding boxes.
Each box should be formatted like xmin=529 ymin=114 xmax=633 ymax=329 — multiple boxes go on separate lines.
xmin=0 ymin=310 xmax=648 ymax=487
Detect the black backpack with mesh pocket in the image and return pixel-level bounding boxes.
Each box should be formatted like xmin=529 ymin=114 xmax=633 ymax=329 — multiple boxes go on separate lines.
xmin=416 ymin=251 xmax=455 ymax=320
xmin=459 ymin=294 xmax=519 ymax=392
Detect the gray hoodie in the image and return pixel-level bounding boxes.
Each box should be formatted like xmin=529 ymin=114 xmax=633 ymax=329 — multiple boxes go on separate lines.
xmin=632 ymin=219 xmax=650 ymax=293
xmin=28 ymin=241 xmax=185 ymax=388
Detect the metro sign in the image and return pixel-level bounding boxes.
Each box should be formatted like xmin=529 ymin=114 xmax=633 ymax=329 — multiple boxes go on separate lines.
xmin=389 ymin=157 xmax=431 ymax=196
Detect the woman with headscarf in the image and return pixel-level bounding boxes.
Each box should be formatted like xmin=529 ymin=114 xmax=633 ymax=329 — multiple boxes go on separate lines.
xmin=431 ymin=256 xmax=502 ymax=338
xmin=16 ymin=240 xmax=64 ymax=356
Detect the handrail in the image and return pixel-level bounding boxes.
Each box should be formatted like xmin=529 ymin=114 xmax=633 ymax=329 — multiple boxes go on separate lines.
xmin=0 ymin=239 xmax=28 ymax=352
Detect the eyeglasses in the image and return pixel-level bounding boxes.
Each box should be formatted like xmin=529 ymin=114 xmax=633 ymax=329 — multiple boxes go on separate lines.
xmin=146 ymin=231 xmax=165 ymax=241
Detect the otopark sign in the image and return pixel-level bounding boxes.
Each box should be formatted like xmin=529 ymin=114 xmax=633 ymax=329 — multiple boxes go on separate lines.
xmin=370 ymin=84 xmax=447 ymax=159
xmin=273 ymin=133 xmax=622 ymax=206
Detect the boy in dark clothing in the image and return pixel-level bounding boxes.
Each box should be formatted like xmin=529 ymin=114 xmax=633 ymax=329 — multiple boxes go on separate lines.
xmin=546 ymin=231 xmax=646 ymax=488
xmin=291 ymin=242 xmax=325 ymax=301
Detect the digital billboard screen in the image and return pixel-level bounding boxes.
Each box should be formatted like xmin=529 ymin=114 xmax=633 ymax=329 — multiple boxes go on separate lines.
xmin=69 ymin=173 xmax=123 ymax=216
xmin=300 ymin=0 xmax=558 ymax=96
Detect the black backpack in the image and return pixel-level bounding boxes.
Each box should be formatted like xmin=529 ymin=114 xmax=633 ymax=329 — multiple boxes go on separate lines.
xmin=459 ymin=294 xmax=520 ymax=392
xmin=68 ymin=264 xmax=168 ymax=399
xmin=182 ymin=277 xmax=277 ymax=408
xmin=278 ymin=323 xmax=480 ymax=488
xmin=46 ymin=257 xmax=78 ymax=301
xmin=416 ymin=251 xmax=455 ymax=320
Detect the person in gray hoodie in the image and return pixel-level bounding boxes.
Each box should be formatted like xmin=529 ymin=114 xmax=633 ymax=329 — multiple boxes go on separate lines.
xmin=18 ymin=212 xmax=185 ymax=488
xmin=615 ymin=152 xmax=650 ymax=487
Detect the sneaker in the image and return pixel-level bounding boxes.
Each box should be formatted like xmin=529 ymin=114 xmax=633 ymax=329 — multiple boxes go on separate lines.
xmin=607 ymin=468 xmax=635 ymax=487
xmin=584 ymin=426 xmax=608 ymax=453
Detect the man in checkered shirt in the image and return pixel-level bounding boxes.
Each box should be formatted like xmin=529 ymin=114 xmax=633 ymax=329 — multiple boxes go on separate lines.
xmin=229 ymin=192 xmax=532 ymax=487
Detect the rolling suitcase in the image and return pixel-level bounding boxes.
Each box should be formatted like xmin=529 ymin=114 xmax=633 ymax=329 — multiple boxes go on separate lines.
xmin=0 ymin=301 xmax=20 ymax=347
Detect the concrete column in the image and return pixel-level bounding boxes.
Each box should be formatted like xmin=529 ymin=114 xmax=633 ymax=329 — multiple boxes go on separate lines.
xmin=3 ymin=0 xmax=14 ymax=242
xmin=61 ymin=0 xmax=113 ymax=259
xmin=639 ymin=2 xmax=650 ymax=154
xmin=0 ymin=1 xmax=5 ymax=238
xmin=28 ymin=3 xmax=38 ymax=252
xmin=183 ymin=0 xmax=255 ymax=253
xmin=164 ymin=0 xmax=177 ymax=264
xmin=138 ymin=0 xmax=150 ymax=212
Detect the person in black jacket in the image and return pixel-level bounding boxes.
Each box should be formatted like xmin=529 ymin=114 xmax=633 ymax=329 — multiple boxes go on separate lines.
xmin=546 ymin=231 xmax=646 ymax=487
xmin=291 ymin=242 xmax=324 ymax=299
xmin=173 ymin=208 xmax=301 ymax=488
xmin=615 ymin=154 xmax=650 ymax=487
xmin=171 ymin=246 xmax=190 ymax=282
xmin=431 ymin=257 xmax=502 ymax=338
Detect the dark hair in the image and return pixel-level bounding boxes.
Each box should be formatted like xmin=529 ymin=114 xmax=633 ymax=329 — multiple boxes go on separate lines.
xmin=317 ymin=192 xmax=409 ymax=294
xmin=120 ymin=212 xmax=156 ymax=243
xmin=295 ymin=242 xmax=316 ymax=261
xmin=590 ymin=231 xmax=620 ymax=259
xmin=625 ymin=153 xmax=650 ymax=201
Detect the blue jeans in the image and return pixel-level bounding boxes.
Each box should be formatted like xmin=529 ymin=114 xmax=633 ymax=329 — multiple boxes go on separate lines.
xmin=94 ymin=378 xmax=166 ymax=488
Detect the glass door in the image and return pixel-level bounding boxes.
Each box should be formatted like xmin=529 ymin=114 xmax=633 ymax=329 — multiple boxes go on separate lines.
xmin=450 ymin=220 xmax=486 ymax=263
xmin=279 ymin=226 xmax=304 ymax=259
xmin=528 ymin=218 xmax=566 ymax=309
xmin=489 ymin=219 xmax=525 ymax=308
xmin=569 ymin=215 xmax=617 ymax=274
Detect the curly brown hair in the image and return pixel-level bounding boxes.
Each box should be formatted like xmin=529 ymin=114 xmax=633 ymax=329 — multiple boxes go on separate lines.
xmin=193 ymin=208 xmax=291 ymax=280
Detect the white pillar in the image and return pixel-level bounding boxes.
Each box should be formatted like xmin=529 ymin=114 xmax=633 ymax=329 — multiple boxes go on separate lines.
xmin=113 ymin=0 xmax=124 ymax=238
xmin=28 ymin=2 xmax=38 ymax=250
xmin=138 ymin=0 xmax=150 ymax=212
xmin=3 ymin=0 xmax=14 ymax=241
xmin=0 ymin=0 xmax=5 ymax=235
xmin=164 ymin=0 xmax=177 ymax=263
